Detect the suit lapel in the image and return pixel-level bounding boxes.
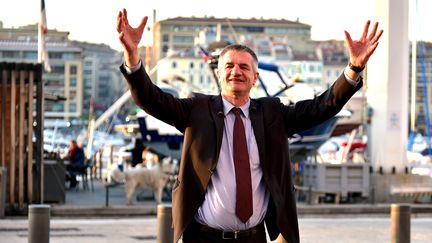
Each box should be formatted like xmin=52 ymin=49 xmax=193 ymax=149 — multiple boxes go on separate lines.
xmin=249 ymin=99 xmax=266 ymax=167
xmin=210 ymin=95 xmax=224 ymax=170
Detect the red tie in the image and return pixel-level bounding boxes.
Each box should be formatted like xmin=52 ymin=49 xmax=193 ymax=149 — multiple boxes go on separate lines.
xmin=232 ymin=108 xmax=253 ymax=223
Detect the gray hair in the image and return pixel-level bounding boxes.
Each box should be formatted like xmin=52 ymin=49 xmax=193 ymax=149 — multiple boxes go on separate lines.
xmin=217 ymin=44 xmax=258 ymax=71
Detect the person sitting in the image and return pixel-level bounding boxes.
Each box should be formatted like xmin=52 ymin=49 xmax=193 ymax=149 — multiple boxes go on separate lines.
xmin=66 ymin=140 xmax=86 ymax=189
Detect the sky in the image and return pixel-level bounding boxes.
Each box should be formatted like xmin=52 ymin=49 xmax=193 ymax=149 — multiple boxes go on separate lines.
xmin=1 ymin=0 xmax=432 ymax=51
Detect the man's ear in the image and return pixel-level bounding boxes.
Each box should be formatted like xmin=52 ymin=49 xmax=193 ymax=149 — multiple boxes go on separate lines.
xmin=216 ymin=68 xmax=220 ymax=78
xmin=253 ymin=71 xmax=259 ymax=85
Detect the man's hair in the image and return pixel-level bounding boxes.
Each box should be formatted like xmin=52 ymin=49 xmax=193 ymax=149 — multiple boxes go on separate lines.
xmin=218 ymin=44 xmax=258 ymax=70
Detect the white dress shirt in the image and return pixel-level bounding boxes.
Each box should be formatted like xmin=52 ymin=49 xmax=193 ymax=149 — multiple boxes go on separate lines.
xmin=195 ymin=98 xmax=269 ymax=231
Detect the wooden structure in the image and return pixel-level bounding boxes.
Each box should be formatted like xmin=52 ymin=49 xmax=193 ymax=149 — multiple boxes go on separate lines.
xmin=0 ymin=62 xmax=44 ymax=211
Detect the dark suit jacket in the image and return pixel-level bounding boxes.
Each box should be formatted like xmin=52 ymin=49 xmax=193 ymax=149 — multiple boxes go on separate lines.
xmin=121 ymin=64 xmax=362 ymax=243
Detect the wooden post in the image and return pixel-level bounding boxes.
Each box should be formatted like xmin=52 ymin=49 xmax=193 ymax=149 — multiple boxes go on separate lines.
xmin=1 ymin=69 xmax=6 ymax=167
xmin=27 ymin=71 xmax=34 ymax=203
xmin=18 ymin=70 xmax=26 ymax=208
xmin=9 ymin=69 xmax=16 ymax=205
xmin=35 ymin=65 xmax=44 ymax=203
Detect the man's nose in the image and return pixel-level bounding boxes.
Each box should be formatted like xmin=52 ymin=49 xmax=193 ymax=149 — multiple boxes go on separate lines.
xmin=231 ymin=65 xmax=241 ymax=74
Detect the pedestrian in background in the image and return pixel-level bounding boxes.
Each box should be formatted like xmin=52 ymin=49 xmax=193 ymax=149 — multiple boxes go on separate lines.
xmin=66 ymin=139 xmax=85 ymax=189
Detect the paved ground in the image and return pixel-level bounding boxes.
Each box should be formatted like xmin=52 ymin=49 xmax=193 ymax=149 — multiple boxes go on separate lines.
xmin=1 ymin=178 xmax=432 ymax=242
xmin=1 ymin=215 xmax=432 ymax=242
xmin=58 ymin=178 xmax=432 ymax=215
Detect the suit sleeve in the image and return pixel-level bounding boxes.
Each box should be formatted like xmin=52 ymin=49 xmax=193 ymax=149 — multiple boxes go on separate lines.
xmin=120 ymin=64 xmax=193 ymax=133
xmin=282 ymin=73 xmax=363 ymax=136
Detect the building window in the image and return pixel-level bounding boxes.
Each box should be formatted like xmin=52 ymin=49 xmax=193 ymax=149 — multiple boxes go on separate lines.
xmin=23 ymin=51 xmax=37 ymax=59
xmin=63 ymin=52 xmax=77 ymax=60
xmin=70 ymin=78 xmax=77 ymax=87
xmin=51 ymin=66 xmax=65 ymax=74
xmin=69 ymin=103 xmax=77 ymax=112
xmin=162 ymin=34 xmax=169 ymax=42
xmin=69 ymin=90 xmax=77 ymax=99
xmin=45 ymin=80 xmax=63 ymax=87
xmin=49 ymin=52 xmax=62 ymax=59
xmin=163 ymin=45 xmax=169 ymax=53
xmin=2 ymin=51 xmax=19 ymax=58
xmin=190 ymin=62 xmax=194 ymax=69
xmin=53 ymin=103 xmax=64 ymax=112
xmin=172 ymin=61 xmax=177 ymax=69
xmin=173 ymin=35 xmax=194 ymax=43
xmin=70 ymin=65 xmax=77 ymax=75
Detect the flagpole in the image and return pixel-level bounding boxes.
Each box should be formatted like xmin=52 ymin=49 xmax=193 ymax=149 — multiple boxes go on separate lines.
xmin=37 ymin=0 xmax=48 ymax=204
xmin=38 ymin=0 xmax=51 ymax=72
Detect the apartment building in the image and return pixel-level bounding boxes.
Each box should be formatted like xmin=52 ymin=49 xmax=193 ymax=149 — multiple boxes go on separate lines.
xmin=0 ymin=22 xmax=124 ymax=125
xmin=149 ymin=16 xmax=318 ymax=94
xmin=0 ymin=24 xmax=84 ymax=122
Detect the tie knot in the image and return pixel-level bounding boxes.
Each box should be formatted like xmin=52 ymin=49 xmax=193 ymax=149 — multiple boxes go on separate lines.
xmin=232 ymin=107 xmax=242 ymax=117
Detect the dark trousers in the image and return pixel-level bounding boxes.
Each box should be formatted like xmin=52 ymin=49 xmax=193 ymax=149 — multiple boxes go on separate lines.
xmin=183 ymin=220 xmax=267 ymax=243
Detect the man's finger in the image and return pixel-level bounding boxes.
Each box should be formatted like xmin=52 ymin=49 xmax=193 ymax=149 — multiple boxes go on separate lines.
xmin=361 ymin=20 xmax=371 ymax=40
xmin=123 ymin=8 xmax=129 ymax=26
xmin=116 ymin=11 xmax=123 ymax=33
xmin=344 ymin=31 xmax=353 ymax=46
xmin=369 ymin=42 xmax=379 ymax=55
xmin=138 ymin=16 xmax=149 ymax=32
xmin=371 ymin=29 xmax=384 ymax=44
xmin=367 ymin=22 xmax=378 ymax=41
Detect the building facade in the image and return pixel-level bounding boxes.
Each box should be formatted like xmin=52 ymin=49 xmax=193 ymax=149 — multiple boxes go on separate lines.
xmin=0 ymin=23 xmax=124 ymax=126
xmin=0 ymin=24 xmax=84 ymax=122
xmin=150 ymin=16 xmax=320 ymax=95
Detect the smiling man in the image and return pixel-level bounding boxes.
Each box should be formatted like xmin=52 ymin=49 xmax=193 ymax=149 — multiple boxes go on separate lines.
xmin=218 ymin=46 xmax=259 ymax=107
xmin=117 ymin=8 xmax=383 ymax=243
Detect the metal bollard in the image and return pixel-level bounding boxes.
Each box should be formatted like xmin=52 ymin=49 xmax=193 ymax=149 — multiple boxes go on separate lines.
xmin=0 ymin=168 xmax=7 ymax=218
xmin=28 ymin=204 xmax=50 ymax=243
xmin=307 ymin=185 xmax=312 ymax=205
xmin=391 ymin=204 xmax=411 ymax=243
xmin=157 ymin=203 xmax=173 ymax=243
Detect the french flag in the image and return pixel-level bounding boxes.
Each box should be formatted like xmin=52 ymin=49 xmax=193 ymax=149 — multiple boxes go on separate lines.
xmin=38 ymin=0 xmax=51 ymax=72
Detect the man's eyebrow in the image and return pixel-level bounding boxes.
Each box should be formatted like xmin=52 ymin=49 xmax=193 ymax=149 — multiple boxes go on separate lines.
xmin=224 ymin=61 xmax=250 ymax=67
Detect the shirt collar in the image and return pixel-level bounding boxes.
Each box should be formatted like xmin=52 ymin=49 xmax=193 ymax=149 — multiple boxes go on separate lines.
xmin=221 ymin=96 xmax=250 ymax=119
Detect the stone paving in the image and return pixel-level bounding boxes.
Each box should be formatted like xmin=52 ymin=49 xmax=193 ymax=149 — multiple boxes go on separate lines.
xmin=1 ymin=216 xmax=432 ymax=242
xmin=1 ymin=179 xmax=432 ymax=242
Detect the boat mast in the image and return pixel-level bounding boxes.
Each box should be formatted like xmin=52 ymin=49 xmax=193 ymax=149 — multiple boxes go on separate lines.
xmin=410 ymin=0 xmax=417 ymax=133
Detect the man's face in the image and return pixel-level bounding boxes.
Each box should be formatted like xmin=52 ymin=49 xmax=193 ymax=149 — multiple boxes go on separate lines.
xmin=217 ymin=50 xmax=259 ymax=97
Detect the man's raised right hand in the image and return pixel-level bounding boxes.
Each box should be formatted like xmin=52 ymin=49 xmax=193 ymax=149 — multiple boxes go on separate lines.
xmin=117 ymin=8 xmax=148 ymax=67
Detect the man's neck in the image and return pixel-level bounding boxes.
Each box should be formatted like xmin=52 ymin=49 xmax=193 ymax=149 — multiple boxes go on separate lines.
xmin=221 ymin=93 xmax=249 ymax=107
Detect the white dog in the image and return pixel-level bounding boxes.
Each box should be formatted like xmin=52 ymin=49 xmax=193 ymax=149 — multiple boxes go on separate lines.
xmin=111 ymin=157 xmax=176 ymax=205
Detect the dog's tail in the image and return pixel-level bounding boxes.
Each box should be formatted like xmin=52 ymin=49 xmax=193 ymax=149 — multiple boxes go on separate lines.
xmin=111 ymin=167 xmax=125 ymax=182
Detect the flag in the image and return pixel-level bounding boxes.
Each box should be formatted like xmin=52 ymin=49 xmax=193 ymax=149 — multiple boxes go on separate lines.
xmin=38 ymin=0 xmax=51 ymax=72
xmin=198 ymin=46 xmax=209 ymax=63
